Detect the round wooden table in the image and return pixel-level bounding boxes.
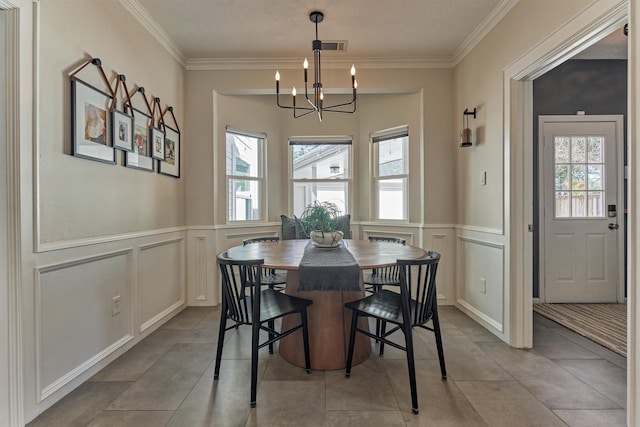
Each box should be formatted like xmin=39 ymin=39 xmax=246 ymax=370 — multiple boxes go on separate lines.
xmin=225 ymin=239 xmax=427 ymax=370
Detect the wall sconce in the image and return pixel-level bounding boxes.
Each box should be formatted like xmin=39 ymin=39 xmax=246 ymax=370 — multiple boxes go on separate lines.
xmin=330 ymin=165 xmax=340 ymax=174
xmin=460 ymin=107 xmax=476 ymax=147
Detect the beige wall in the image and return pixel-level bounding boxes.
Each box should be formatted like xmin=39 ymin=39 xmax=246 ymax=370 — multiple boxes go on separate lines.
xmin=454 ymin=0 xmax=592 ymax=230
xmin=21 ymin=1 xmax=188 ymax=422
xmin=186 ymin=68 xmax=455 ymax=227
xmin=38 ymin=0 xmax=186 ymax=244
xmin=452 ymin=0 xmax=616 ymax=343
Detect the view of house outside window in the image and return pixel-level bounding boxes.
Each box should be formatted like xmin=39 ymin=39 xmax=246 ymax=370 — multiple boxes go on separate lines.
xmin=373 ymin=127 xmax=408 ymax=220
xmin=226 ymin=129 xmax=264 ymax=221
xmin=290 ymin=138 xmax=351 ymax=216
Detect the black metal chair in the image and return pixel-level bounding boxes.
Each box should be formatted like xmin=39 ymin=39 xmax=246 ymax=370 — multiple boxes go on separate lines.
xmin=362 ymin=236 xmax=407 ymax=339
xmin=362 ymin=236 xmax=407 ymax=292
xmin=344 ymin=252 xmax=445 ymax=414
xmin=214 ymin=253 xmax=313 ymax=407
xmin=242 ymin=237 xmax=288 ymax=291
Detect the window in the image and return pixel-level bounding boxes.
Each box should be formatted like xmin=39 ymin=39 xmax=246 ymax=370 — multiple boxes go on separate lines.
xmin=554 ymin=135 xmax=605 ymax=218
xmin=373 ymin=126 xmax=408 ymax=220
xmin=226 ymin=128 xmax=264 ymax=221
xmin=290 ymin=137 xmax=352 ymax=216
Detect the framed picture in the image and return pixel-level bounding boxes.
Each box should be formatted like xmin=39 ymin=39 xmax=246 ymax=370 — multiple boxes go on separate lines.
xmin=125 ymin=107 xmax=154 ymax=172
xmin=111 ymin=109 xmax=134 ymax=152
xmin=151 ymin=126 xmax=165 ymax=160
xmin=159 ymin=125 xmax=180 ymax=178
xmin=71 ymin=78 xmax=116 ymax=164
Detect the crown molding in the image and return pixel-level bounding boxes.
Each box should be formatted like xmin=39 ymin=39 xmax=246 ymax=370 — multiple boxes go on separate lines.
xmin=120 ymin=0 xmax=517 ymax=72
xmin=186 ymin=56 xmax=453 ymax=71
xmin=452 ymin=0 xmax=521 ymax=67
xmin=118 ymin=0 xmax=187 ymax=68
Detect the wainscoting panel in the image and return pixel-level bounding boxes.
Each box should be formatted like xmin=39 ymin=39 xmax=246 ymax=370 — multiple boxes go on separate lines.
xmin=35 ymin=249 xmax=133 ymax=401
xmin=422 ymin=229 xmax=455 ymax=305
xmin=456 ymin=230 xmax=506 ymax=337
xmin=139 ymin=238 xmax=185 ymax=332
xmin=187 ymin=229 xmax=215 ymax=306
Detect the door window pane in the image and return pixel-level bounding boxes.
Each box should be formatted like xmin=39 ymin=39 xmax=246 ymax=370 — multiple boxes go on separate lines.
xmin=588 ymin=136 xmax=604 ymax=162
xmin=571 ymin=165 xmax=586 ymax=190
xmin=571 ymin=191 xmax=587 ymax=217
xmin=571 ymin=136 xmax=586 ymax=162
xmin=555 ymin=137 xmax=570 ymax=163
xmin=555 ymin=165 xmax=569 ymax=190
xmin=556 ymin=191 xmax=570 ymax=218
xmin=588 ymin=165 xmax=603 ymax=190
xmin=588 ymin=191 xmax=604 ymax=217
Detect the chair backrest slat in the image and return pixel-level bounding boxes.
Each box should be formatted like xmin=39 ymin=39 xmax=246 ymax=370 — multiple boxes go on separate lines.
xmin=397 ymin=251 xmax=441 ymax=326
xmin=217 ymin=253 xmax=264 ymax=325
xmin=243 ymin=236 xmax=280 ymax=245
xmin=368 ymin=236 xmax=406 ymax=245
xmin=368 ymin=237 xmax=406 ymax=279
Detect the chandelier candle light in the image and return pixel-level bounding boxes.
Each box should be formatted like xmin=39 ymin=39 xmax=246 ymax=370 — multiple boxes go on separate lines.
xmin=275 ymin=11 xmax=357 ymax=121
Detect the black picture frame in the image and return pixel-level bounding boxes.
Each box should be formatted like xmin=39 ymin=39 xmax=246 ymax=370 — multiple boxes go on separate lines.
xmin=151 ymin=126 xmax=165 ymax=160
xmin=111 ymin=109 xmax=134 ymax=152
xmin=71 ymin=78 xmax=116 ymax=164
xmin=124 ymin=107 xmax=154 ymax=172
xmin=159 ymin=125 xmax=180 ymax=178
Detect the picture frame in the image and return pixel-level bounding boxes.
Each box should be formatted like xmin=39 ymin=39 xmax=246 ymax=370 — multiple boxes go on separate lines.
xmin=125 ymin=107 xmax=154 ymax=172
xmin=71 ymin=78 xmax=116 ymax=164
xmin=151 ymin=126 xmax=165 ymax=160
xmin=111 ymin=109 xmax=134 ymax=152
xmin=159 ymin=125 xmax=180 ymax=178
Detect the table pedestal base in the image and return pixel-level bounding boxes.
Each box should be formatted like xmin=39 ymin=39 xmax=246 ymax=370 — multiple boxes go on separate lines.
xmin=279 ymin=271 xmax=372 ymax=371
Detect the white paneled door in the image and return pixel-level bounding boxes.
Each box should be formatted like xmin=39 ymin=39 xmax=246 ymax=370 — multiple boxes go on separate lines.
xmin=541 ymin=116 xmax=624 ymax=303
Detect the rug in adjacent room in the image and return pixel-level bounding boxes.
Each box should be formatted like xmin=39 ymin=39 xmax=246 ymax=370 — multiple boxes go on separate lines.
xmin=533 ymin=303 xmax=626 ymax=357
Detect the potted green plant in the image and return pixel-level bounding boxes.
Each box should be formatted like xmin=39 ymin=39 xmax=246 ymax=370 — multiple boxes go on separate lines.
xmin=299 ymin=201 xmax=344 ymax=248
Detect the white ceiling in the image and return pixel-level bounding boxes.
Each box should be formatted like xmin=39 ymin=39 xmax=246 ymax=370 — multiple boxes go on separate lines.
xmin=127 ymin=0 xmax=627 ymax=67
xmin=130 ymin=0 xmax=508 ymax=65
xmin=572 ymin=25 xmax=628 ymax=60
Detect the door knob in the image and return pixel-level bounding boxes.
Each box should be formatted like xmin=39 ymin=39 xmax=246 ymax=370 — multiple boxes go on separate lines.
xmin=608 ymin=223 xmax=619 ymax=230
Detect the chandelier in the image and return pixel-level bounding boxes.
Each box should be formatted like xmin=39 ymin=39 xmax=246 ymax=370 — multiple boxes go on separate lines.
xmin=275 ymin=11 xmax=357 ymax=121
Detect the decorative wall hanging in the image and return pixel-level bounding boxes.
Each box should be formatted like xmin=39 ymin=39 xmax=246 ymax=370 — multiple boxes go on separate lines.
xmin=68 ymin=55 xmax=182 ymax=174
xmin=158 ymin=106 xmax=180 ymax=178
xmin=124 ymin=87 xmax=154 ymax=172
xmin=69 ymin=58 xmax=116 ymax=163
xmin=150 ymin=97 xmax=166 ymax=161
xmin=110 ymin=74 xmax=134 ymax=152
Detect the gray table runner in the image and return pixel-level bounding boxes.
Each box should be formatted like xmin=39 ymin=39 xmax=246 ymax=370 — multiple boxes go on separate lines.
xmin=297 ymin=241 xmax=361 ymax=291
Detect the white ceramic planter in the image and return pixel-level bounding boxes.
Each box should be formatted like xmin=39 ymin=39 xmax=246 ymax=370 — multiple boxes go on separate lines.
xmin=309 ymin=230 xmax=344 ymax=248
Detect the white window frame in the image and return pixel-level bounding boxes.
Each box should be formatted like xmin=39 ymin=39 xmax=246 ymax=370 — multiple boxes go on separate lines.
xmin=372 ymin=125 xmax=409 ymax=221
xmin=225 ymin=127 xmax=266 ymax=222
xmin=289 ymin=136 xmax=353 ymax=216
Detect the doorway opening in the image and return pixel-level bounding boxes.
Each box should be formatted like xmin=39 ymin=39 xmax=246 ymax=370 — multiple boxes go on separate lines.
xmin=531 ymin=28 xmax=628 ymax=357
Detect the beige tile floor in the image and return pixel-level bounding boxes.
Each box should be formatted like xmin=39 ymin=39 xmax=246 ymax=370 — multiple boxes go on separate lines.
xmin=27 ymin=306 xmax=627 ymax=427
